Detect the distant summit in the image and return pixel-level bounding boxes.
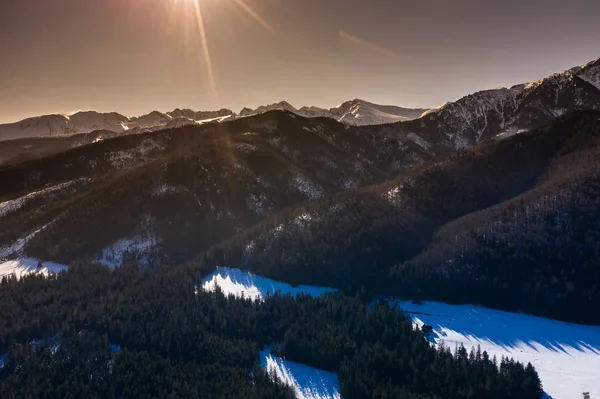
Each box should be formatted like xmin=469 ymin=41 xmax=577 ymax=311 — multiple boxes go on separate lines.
xmin=240 ymin=99 xmax=429 ymax=126
xmin=0 ymin=100 xmax=428 ymax=142
xmin=2 ymin=55 xmax=599 ymax=142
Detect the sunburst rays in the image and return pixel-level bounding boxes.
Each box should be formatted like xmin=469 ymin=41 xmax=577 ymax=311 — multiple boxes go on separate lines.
xmin=165 ymin=0 xmax=276 ymax=103
xmin=339 ymin=30 xmax=399 ymax=58
xmin=230 ymin=0 xmax=276 ymax=34
xmin=191 ymin=0 xmax=218 ymax=99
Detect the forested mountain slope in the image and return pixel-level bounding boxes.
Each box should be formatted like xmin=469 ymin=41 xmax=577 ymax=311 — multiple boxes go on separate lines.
xmin=196 ymin=110 xmax=600 ymax=324
xmin=0 ymin=110 xmax=437 ymax=265
xmin=0 ymin=261 xmax=542 ymax=399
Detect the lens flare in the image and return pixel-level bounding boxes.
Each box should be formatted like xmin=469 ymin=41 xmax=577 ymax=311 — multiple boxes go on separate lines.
xmin=339 ymin=30 xmax=399 ymax=58
xmin=165 ymin=0 xmax=277 ymax=104
xmin=191 ymin=0 xmax=218 ymax=98
xmin=231 ymin=0 xmax=276 ymax=34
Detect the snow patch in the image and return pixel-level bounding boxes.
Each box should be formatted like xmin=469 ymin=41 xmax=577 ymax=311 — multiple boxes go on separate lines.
xmin=0 ymin=221 xmax=55 ymax=258
xmin=577 ymin=71 xmax=600 ymax=91
xmin=260 ymin=347 xmax=341 ymax=399
xmin=0 ymin=178 xmax=88 ymax=218
xmin=233 ymin=143 xmax=258 ymax=154
xmin=406 ymin=133 xmax=431 ymax=150
xmin=292 ymin=174 xmax=323 ymax=200
xmin=385 ymin=184 xmax=403 ymax=205
xmin=494 ymin=127 xmax=528 ymax=140
xmin=0 ymin=258 xmax=67 ymax=279
xmin=303 ymin=125 xmax=325 ymax=134
xmin=247 ymin=193 xmax=269 ymax=216
xmin=98 ymin=236 xmax=159 ymax=269
xmin=201 ymin=267 xmax=337 ymax=301
xmin=390 ymin=300 xmax=600 ymax=399
xmin=342 ymin=180 xmax=357 ymax=190
xmin=292 ymin=212 xmax=316 ymax=230
xmin=108 ymin=138 xmax=164 ymax=169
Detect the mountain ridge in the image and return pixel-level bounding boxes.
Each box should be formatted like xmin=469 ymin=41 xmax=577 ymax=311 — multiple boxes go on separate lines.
xmin=0 ymin=99 xmax=428 ymax=142
xmin=2 ymin=55 xmax=598 ymax=145
xmin=195 ymin=109 xmax=600 ymax=325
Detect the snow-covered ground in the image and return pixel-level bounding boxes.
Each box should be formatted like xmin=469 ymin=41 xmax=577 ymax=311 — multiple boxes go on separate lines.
xmin=0 ymin=258 xmax=67 ymax=279
xmin=0 ymin=179 xmax=87 ymax=219
xmin=391 ymin=300 xmax=600 ymax=399
xmin=201 ymin=267 xmax=338 ymax=301
xmin=493 ymin=127 xmax=528 ymax=140
xmin=260 ymin=347 xmax=341 ymax=399
xmin=0 ymin=222 xmax=53 ymax=259
xmin=98 ymin=236 xmax=159 ymax=268
xmin=292 ymin=174 xmax=324 ymax=200
xmin=0 ymin=218 xmax=68 ymax=279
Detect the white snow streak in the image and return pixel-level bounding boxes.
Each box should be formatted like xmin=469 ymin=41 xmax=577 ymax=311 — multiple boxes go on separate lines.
xmin=201 ymin=267 xmax=337 ymax=301
xmin=0 ymin=179 xmax=88 ymax=218
xmin=0 ymin=221 xmax=55 ymax=258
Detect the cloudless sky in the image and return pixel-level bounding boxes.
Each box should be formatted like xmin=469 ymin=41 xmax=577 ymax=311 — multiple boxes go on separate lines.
xmin=1 ymin=0 xmax=600 ymax=123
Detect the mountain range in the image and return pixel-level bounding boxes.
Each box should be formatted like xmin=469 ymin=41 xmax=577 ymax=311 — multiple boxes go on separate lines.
xmin=0 ymin=99 xmax=430 ymax=143
xmin=0 ymin=56 xmax=599 ymax=324
xmin=1 ymin=56 xmax=599 ymax=167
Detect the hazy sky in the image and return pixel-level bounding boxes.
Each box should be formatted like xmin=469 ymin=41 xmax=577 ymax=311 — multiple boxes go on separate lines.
xmin=1 ymin=0 xmax=600 ymax=123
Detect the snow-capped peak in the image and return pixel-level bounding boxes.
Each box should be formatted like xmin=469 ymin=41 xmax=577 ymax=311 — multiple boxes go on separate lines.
xmin=328 ymin=98 xmax=429 ymax=126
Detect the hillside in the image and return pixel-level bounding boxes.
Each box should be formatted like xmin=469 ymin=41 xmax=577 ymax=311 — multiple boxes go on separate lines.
xmin=194 ymin=110 xmax=600 ymax=325
xmin=392 ymin=57 xmax=600 ymax=150
xmin=0 ymin=110 xmax=438 ymax=265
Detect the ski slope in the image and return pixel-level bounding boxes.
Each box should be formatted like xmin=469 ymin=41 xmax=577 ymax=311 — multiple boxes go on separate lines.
xmin=392 ymin=300 xmax=600 ymax=399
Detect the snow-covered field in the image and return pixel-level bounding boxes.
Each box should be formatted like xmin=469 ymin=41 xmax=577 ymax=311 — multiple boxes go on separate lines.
xmin=201 ymin=267 xmax=337 ymax=301
xmin=0 ymin=258 xmax=67 ymax=279
xmin=391 ymin=300 xmax=600 ymax=399
xmin=260 ymin=347 xmax=341 ymax=399
xmin=202 ymin=269 xmax=600 ymax=398
xmin=202 ymin=268 xmax=341 ymax=397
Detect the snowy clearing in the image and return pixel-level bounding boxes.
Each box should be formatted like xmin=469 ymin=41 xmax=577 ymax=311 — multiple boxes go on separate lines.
xmin=260 ymin=347 xmax=341 ymax=399
xmin=0 ymin=258 xmax=67 ymax=279
xmin=98 ymin=236 xmax=159 ymax=269
xmin=201 ymin=267 xmax=338 ymax=301
xmin=390 ymin=300 xmax=600 ymax=399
